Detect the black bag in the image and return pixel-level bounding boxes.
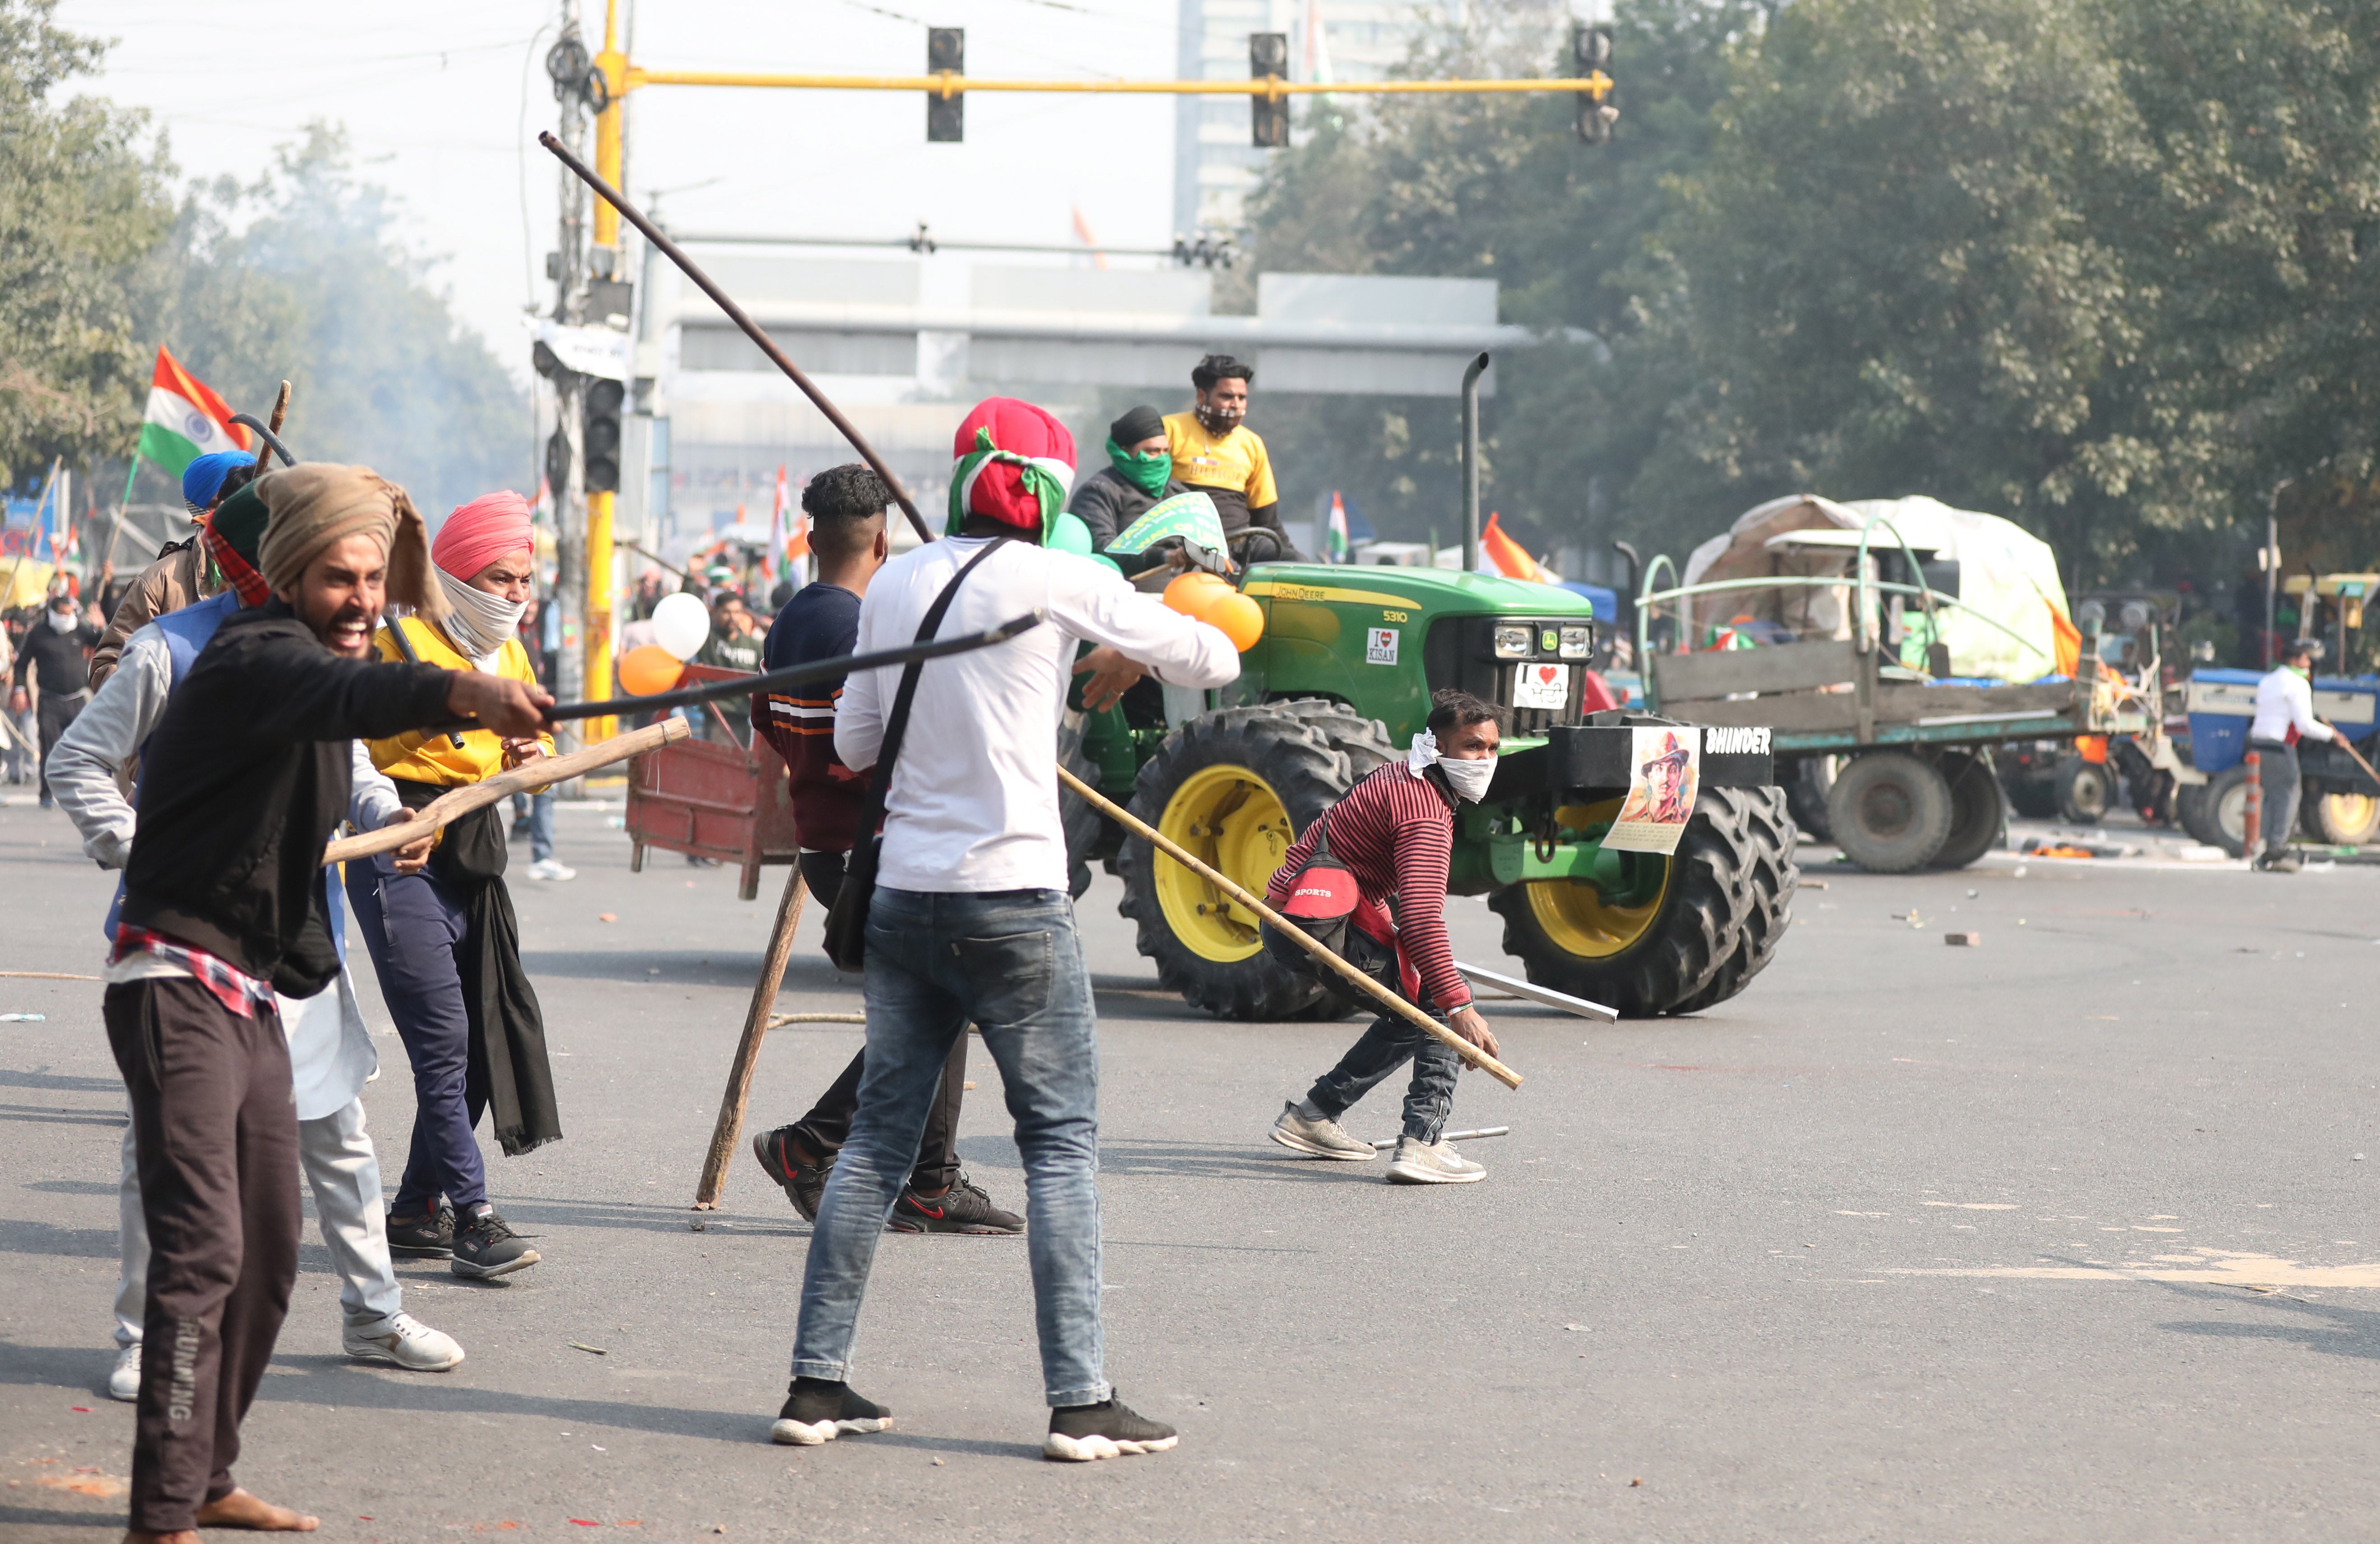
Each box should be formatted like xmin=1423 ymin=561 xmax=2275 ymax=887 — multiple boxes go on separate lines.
xmin=823 ymin=539 xmax=1009 ymax=971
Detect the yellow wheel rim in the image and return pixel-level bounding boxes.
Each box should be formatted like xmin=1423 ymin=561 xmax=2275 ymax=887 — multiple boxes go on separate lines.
xmin=1524 ymin=797 xmax=1671 ymax=959
xmin=2322 ymin=792 xmax=2378 ymax=842
xmin=1154 ymin=763 xmax=1296 ymax=962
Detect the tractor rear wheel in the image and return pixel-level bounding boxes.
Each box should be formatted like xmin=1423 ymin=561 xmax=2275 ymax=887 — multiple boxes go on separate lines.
xmin=1826 ymin=751 xmax=1951 ymax=872
xmin=1116 ymin=702 xmax=1387 ymax=1020
xmin=1488 ymin=787 xmax=1781 ymax=1019
xmin=1929 ymin=751 xmax=2005 ymax=870
xmin=2198 ymin=764 xmax=2253 ymax=857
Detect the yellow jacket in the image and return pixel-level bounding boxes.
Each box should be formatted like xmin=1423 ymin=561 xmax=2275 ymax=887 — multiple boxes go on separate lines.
xmin=363 ymin=616 xmax=554 ymax=786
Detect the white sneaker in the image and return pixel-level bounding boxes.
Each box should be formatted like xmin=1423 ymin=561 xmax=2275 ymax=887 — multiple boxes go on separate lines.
xmin=344 ymin=1312 xmax=466 ymax=1371
xmin=1384 ymin=1134 xmax=1488 ymax=1185
xmin=106 ymin=1343 xmax=142 ymax=1402
xmin=1268 ymin=1100 xmax=1377 ymax=1160
xmin=526 ymin=859 xmax=577 ymax=882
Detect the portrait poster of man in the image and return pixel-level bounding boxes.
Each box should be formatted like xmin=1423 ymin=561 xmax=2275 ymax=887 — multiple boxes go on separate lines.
xmin=1605 ymin=726 xmax=1701 ymax=854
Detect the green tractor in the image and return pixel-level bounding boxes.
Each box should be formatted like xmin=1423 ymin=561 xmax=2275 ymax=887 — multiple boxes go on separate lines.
xmin=1068 ymin=563 xmax=1798 ymax=1020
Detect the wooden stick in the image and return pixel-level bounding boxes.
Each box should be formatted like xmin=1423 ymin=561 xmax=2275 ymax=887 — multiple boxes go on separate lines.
xmin=766 ymin=1012 xmax=867 ymax=1028
xmin=2320 ymin=718 xmax=2380 ymax=791
xmin=693 ymin=864 xmax=809 ymax=1208
xmin=539 ymin=131 xmax=934 ymax=545
xmin=323 ymin=718 xmax=688 ymax=863
xmin=265 ymin=380 xmax=290 ymax=440
xmin=1055 ymin=764 xmax=1522 ymax=1090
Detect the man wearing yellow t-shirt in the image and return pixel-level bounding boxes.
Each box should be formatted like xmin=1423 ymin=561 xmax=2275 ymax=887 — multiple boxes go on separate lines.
xmin=1164 ymin=353 xmax=1302 ymax=565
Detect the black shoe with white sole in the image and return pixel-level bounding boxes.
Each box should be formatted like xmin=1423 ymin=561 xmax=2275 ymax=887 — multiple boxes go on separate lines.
xmin=450 ymin=1208 xmax=539 ymax=1279
xmin=770 ymin=1378 xmax=893 ymax=1445
xmin=1044 ymin=1396 xmax=1178 ymax=1462
xmin=385 ymin=1203 xmax=456 ymax=1258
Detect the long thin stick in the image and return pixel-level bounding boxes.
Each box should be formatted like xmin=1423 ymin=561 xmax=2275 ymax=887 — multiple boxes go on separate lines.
xmin=693 ymin=864 xmax=807 ymax=1209
xmin=323 ymin=718 xmax=688 ymax=863
xmin=2320 ymin=719 xmax=2380 ymax=792
xmin=538 ymin=130 xmax=933 ymax=545
xmin=1056 ymin=764 xmax=1522 ymax=1090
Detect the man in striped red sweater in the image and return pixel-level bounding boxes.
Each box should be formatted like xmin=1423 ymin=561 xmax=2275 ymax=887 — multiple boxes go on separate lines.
xmin=1265 ymin=690 xmax=1504 ymax=1184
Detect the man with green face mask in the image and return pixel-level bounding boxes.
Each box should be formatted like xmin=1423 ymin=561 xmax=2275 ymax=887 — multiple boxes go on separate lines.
xmin=2248 ymin=636 xmax=2336 ymax=872
xmin=1066 ymin=405 xmax=1185 ymax=565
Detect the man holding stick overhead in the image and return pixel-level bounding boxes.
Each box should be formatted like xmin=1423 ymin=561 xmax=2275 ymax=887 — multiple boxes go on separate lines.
xmin=773 ymin=398 xmax=1238 ymax=1461
xmin=1265 ymin=690 xmax=1505 ymax=1184
xmin=346 ymin=491 xmax=561 ymax=1279
xmin=106 ymin=463 xmax=548 ymax=1542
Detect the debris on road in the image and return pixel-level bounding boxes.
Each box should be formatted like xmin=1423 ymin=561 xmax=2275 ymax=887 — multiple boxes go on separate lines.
xmin=570 ymin=1342 xmax=609 ymax=1355
xmin=1945 ymin=932 xmax=1981 ymax=946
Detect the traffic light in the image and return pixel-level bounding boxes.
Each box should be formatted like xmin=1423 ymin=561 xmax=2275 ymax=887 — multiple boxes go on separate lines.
xmin=927 ymin=27 xmax=963 ymax=142
xmin=1250 ymin=32 xmax=1289 ymax=147
xmin=1572 ymin=23 xmax=1616 ymax=144
xmin=584 ymin=378 xmax=623 ymax=494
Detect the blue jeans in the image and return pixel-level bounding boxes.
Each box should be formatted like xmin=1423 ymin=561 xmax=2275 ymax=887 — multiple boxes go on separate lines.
xmin=510 ymin=790 xmax=555 ymax=863
xmin=1306 ymin=952 xmax=1461 ymax=1144
xmin=791 ymin=886 xmax=1108 ymax=1407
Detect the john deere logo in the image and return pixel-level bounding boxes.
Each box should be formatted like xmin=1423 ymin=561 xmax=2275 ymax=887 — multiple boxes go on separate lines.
xmin=1539 ymin=628 xmax=1559 ymax=653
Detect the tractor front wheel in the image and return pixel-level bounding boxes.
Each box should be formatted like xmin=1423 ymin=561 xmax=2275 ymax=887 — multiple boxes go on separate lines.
xmin=2307 ymin=790 xmax=2380 ymax=846
xmin=1488 ymin=787 xmax=1790 ymax=1018
xmin=1826 ymin=751 xmax=1951 ymax=872
xmin=1117 ymin=703 xmax=1388 ymax=1020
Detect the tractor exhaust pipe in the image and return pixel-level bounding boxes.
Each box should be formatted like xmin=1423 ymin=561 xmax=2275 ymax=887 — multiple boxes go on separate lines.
xmin=1460 ymin=351 xmax=1489 ymax=574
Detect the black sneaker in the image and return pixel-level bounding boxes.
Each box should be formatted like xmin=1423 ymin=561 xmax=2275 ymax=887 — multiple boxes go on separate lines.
xmin=751 ymin=1127 xmax=831 ymax=1221
xmin=450 ymin=1207 xmax=540 ymax=1279
xmin=1044 ymin=1396 xmax=1178 ymax=1461
xmin=385 ymin=1203 xmax=455 ymax=1258
xmin=769 ymin=1378 xmax=892 ymax=1445
xmin=888 ymin=1170 xmax=1024 ymax=1235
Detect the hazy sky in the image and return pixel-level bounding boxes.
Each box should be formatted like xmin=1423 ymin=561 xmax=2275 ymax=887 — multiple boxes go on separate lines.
xmin=57 ymin=0 xmax=1188 ymax=376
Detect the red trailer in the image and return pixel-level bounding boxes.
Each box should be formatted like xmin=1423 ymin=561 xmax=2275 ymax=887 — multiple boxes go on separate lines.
xmin=623 ymin=662 xmax=799 ymax=900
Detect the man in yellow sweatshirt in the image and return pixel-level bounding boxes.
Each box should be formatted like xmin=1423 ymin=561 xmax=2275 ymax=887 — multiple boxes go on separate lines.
xmin=345 ymin=491 xmax=559 ymax=1280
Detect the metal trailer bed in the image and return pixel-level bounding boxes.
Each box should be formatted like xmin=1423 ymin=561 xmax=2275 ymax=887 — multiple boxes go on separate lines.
xmin=1629 ymin=517 xmax=2151 ymax=871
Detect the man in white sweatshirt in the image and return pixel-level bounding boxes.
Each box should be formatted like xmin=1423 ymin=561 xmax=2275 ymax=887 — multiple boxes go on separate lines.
xmin=46 ymin=489 xmax=464 ymax=1400
xmin=771 ymin=398 xmax=1240 ymax=1462
xmin=2247 ymin=635 xmax=2336 ymax=872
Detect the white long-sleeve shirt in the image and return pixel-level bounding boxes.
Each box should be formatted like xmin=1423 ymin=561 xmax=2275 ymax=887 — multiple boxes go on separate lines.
xmin=2249 ymin=664 xmax=2335 ymax=745
xmin=49 ymin=621 xmax=402 ymax=869
xmin=838 ymin=536 xmax=1240 ymax=893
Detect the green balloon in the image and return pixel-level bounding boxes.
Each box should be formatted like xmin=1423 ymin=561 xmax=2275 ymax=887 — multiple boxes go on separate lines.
xmin=1050 ymin=511 xmax=1095 ymax=555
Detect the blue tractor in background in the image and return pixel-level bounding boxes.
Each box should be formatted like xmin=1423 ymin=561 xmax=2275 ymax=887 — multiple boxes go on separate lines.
xmin=2177 ymin=666 xmax=2380 ymax=853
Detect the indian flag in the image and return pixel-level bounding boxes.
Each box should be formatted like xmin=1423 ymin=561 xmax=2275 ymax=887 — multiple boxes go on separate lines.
xmin=137 ymin=347 xmax=249 ymax=477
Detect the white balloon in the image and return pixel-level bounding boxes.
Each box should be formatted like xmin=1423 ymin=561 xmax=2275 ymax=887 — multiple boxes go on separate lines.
xmin=652 ymin=591 xmax=711 ymax=661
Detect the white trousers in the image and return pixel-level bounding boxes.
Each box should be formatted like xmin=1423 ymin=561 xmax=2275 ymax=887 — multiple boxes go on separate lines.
xmin=114 ymin=1094 xmax=404 ymax=1347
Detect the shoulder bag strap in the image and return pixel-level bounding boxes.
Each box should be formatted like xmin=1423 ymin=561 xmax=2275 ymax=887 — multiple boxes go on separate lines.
xmin=855 ymin=537 xmax=1011 ymax=831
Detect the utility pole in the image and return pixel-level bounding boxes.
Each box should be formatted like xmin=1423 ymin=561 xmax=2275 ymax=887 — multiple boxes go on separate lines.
xmin=550 ymin=0 xmax=590 ymax=764
xmin=587 ymin=0 xmax=626 ymax=722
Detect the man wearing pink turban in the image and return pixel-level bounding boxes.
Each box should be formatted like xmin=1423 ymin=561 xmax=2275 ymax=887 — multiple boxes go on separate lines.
xmin=344 ymin=491 xmax=560 ymax=1282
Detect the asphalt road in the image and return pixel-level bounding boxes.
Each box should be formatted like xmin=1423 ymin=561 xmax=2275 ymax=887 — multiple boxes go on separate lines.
xmin=2 ymin=794 xmax=2375 ymax=1542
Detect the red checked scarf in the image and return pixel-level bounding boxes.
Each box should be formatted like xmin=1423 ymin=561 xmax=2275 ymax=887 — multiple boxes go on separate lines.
xmin=110 ymin=926 xmax=276 ymax=1019
xmin=200 ymin=516 xmax=271 ymax=607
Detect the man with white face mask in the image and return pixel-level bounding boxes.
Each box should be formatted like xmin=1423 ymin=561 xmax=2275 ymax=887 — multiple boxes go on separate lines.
xmin=1263 ymin=689 xmax=1504 ymax=1184
xmin=345 ymin=491 xmax=559 ymax=1280
xmin=14 ymin=589 xmax=101 ymax=807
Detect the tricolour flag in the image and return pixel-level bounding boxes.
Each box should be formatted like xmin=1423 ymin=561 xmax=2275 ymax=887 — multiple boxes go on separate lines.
xmin=137 ymin=347 xmax=249 ymax=476
xmin=764 ymin=464 xmax=789 ymax=585
xmin=1326 ymin=490 xmax=1351 ymax=562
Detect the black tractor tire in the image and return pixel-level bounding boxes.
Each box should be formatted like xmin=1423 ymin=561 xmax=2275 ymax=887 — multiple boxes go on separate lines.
xmin=1263 ymin=700 xmax=1397 ymax=1019
xmin=1117 ymin=704 xmax=1361 ymax=1020
xmin=1671 ymin=788 xmax=1800 ymax=1015
xmin=1487 ymin=787 xmax=1767 ymax=1019
xmin=2004 ymin=760 xmax=2060 ymax=819
xmin=2175 ymin=781 xmax=2216 ymax=847
xmin=2307 ymin=790 xmax=2380 ymax=846
xmin=2197 ymin=764 xmax=2253 ymax=858
xmin=1783 ymin=755 xmax=1835 ymax=842
xmin=2053 ymin=754 xmax=2113 ymax=825
xmin=1826 ymin=750 xmax=1953 ymax=872
xmin=1930 ymin=751 xmax=2005 ymax=870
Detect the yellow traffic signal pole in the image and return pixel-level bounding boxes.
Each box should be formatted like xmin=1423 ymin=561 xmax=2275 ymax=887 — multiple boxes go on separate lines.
xmin=567 ymin=25 xmax=1611 ymax=725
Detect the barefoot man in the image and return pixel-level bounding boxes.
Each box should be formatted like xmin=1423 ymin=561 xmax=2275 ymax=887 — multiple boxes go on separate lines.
xmin=105 ymin=464 xmax=550 ymax=1541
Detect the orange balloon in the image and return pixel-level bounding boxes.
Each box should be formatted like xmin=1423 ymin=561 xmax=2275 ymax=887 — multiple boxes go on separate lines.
xmin=619 ymin=643 xmax=686 ymax=696
xmin=1164 ymin=570 xmax=1232 ymax=617
xmin=1203 ymin=591 xmax=1265 ymax=652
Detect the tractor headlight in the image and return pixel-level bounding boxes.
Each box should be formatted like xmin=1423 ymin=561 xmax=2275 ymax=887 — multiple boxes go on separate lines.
xmin=1558 ymin=626 xmax=1593 ymax=659
xmin=1492 ymin=625 xmax=1531 ymax=659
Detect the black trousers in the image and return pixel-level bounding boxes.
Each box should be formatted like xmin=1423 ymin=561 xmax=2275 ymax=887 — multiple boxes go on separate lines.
xmin=2251 ymin=738 xmax=2302 ymax=856
xmin=1304 ymin=950 xmax=1461 ymax=1145
xmin=36 ymin=690 xmax=82 ymax=799
xmin=104 ymin=978 xmax=300 ymax=1535
xmin=787 ymin=848 xmax=967 ymax=1191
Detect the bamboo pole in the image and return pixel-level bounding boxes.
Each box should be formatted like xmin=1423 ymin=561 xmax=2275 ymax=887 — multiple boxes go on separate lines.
xmin=692 ymin=864 xmax=809 ymax=1208
xmin=1056 ymin=764 xmax=1523 ymax=1090
xmin=323 ymin=718 xmax=687 ymax=864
